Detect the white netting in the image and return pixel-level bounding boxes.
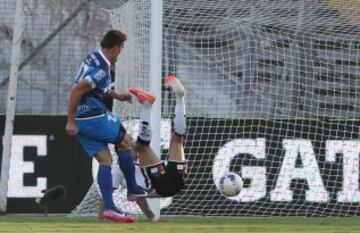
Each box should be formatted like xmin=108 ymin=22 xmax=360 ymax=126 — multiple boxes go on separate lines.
xmin=72 ymin=0 xmax=360 ymax=217
xmin=68 ymin=183 xmax=143 ymax=217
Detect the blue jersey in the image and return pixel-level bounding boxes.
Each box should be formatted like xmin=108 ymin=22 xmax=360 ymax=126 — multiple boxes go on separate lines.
xmin=74 ymin=49 xmax=114 ymax=118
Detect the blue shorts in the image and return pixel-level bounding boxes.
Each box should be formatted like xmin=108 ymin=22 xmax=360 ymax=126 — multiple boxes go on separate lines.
xmin=75 ymin=113 xmax=126 ymax=157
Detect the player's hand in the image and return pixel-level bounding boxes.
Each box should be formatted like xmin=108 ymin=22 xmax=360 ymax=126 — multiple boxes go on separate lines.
xmin=118 ymin=93 xmax=132 ymax=103
xmin=66 ymin=121 xmax=78 ymax=136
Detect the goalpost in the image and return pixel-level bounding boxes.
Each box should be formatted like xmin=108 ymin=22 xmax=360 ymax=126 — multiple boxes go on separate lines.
xmin=70 ymin=0 xmax=360 ymax=218
xmin=0 ymin=0 xmax=100 ymax=214
xmin=0 ymin=0 xmax=24 ymax=213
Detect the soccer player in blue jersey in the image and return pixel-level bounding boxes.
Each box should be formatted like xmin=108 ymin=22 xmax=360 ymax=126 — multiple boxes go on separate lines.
xmin=66 ymin=30 xmax=147 ymax=223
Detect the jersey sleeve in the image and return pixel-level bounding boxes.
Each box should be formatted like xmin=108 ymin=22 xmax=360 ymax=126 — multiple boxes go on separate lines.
xmin=83 ymin=67 xmax=106 ymax=89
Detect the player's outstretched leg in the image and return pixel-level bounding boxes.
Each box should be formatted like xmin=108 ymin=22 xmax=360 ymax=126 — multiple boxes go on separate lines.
xmin=165 ymin=75 xmax=186 ymax=138
xmin=166 ymin=75 xmax=187 ymax=164
xmin=163 ymin=76 xmax=188 ymax=195
xmin=129 ymin=87 xmax=161 ymax=166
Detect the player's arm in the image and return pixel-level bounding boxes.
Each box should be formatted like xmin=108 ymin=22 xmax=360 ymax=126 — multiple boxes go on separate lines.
xmin=107 ymin=90 xmax=132 ymax=103
xmin=66 ymin=80 xmax=92 ymax=135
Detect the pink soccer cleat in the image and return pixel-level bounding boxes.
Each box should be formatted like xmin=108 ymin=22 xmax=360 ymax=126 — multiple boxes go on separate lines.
xmin=165 ymin=75 xmax=185 ymax=96
xmin=129 ymin=87 xmax=156 ymax=104
xmin=103 ymin=209 xmax=135 ymax=223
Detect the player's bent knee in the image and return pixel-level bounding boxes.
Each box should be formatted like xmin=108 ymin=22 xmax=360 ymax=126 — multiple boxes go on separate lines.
xmin=116 ymin=133 xmax=133 ymax=151
xmin=95 ymin=149 xmax=113 ymax=166
xmin=136 ymin=136 xmax=151 ymax=145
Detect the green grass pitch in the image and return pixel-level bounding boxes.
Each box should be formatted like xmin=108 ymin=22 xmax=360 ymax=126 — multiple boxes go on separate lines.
xmin=1 ymin=215 xmax=360 ymax=233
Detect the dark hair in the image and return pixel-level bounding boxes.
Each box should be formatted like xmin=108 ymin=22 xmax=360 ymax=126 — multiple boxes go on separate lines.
xmin=100 ymin=30 xmax=127 ymax=49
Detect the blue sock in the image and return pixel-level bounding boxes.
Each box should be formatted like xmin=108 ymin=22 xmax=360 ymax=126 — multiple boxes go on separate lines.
xmin=97 ymin=165 xmax=116 ymax=210
xmin=117 ymin=149 xmax=138 ymax=193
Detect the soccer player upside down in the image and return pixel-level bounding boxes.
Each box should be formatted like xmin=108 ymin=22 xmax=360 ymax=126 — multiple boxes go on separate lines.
xmin=98 ymin=76 xmax=188 ymax=222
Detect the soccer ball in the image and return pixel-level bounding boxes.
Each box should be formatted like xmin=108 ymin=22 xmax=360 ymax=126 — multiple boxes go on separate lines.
xmin=218 ymin=172 xmax=243 ymax=197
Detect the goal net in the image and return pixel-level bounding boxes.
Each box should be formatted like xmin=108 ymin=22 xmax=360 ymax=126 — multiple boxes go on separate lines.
xmin=70 ymin=0 xmax=360 ymax=217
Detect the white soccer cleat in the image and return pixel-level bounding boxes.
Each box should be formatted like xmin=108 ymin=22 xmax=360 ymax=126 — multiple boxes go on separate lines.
xmin=165 ymin=75 xmax=185 ymax=97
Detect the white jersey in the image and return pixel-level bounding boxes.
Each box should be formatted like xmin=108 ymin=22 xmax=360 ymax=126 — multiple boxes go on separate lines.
xmin=111 ymin=163 xmax=150 ymax=190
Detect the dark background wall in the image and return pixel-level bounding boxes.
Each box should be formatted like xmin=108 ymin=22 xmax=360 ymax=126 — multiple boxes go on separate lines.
xmin=1 ymin=116 xmax=360 ymax=216
xmin=0 ymin=115 xmax=92 ymax=213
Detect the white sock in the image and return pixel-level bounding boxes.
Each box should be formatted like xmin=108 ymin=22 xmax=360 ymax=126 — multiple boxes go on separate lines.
xmin=138 ymin=101 xmax=152 ymax=142
xmin=174 ymin=95 xmax=186 ymax=135
xmin=140 ymin=101 xmax=152 ymax=123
